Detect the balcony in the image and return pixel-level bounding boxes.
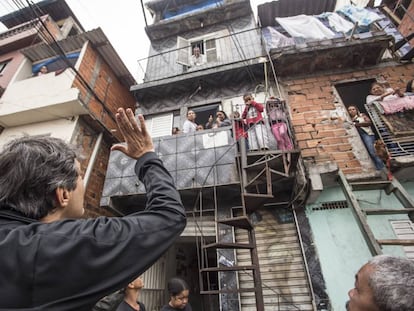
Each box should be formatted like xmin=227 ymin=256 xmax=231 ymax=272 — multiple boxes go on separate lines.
xmin=0 ymin=69 xmax=85 ymax=127
xmin=365 ymin=101 xmax=414 ymax=178
xmin=145 ymin=0 xmax=251 ymax=41
xmin=132 ymin=27 xmax=265 ymax=102
xmin=101 ymin=121 xmax=300 ymax=215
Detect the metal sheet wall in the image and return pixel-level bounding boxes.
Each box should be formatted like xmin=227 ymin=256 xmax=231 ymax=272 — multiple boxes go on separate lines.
xmin=235 ymin=209 xmax=313 ymax=311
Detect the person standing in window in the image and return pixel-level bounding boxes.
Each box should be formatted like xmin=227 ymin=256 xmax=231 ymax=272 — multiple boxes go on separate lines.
xmin=205 ymin=111 xmax=231 ymax=129
xmin=37 ymin=65 xmax=48 ymax=76
xmin=182 ymin=110 xmax=198 ymax=133
xmin=347 ymin=105 xmax=384 ymax=170
xmin=190 ymin=46 xmax=205 ymax=66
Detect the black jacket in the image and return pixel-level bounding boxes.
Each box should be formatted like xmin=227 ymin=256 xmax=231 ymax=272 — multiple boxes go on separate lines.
xmin=0 ymin=152 xmax=186 ymax=310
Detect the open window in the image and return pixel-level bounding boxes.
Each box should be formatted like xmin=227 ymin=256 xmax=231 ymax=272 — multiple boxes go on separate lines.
xmin=176 ymin=30 xmax=228 ymax=67
xmin=192 ymin=103 xmax=220 ymax=128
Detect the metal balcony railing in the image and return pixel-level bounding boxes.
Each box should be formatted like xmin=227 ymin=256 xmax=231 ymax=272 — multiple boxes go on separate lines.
xmin=137 ymin=28 xmax=264 ymax=83
xmin=365 ymin=102 xmax=414 ymax=160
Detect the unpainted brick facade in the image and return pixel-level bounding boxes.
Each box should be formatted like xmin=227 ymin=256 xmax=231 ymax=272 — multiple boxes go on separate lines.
xmin=73 ymin=42 xmax=135 ymax=143
xmin=283 ymin=62 xmax=414 ymax=175
xmin=71 ymin=42 xmax=136 ymax=217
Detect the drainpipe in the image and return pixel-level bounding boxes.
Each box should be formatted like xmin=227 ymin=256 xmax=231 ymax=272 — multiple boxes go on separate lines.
xmin=83 ymin=132 xmax=103 ymax=187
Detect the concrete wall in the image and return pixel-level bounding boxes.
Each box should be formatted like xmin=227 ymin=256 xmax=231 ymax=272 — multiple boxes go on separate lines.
xmin=0 ymin=117 xmax=77 ymax=146
xmin=305 ymin=183 xmax=413 ymax=310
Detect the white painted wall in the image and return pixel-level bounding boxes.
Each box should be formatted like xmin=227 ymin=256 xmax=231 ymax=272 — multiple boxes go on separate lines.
xmin=0 ymin=67 xmax=85 ymax=127
xmin=0 ymin=117 xmax=78 ymax=147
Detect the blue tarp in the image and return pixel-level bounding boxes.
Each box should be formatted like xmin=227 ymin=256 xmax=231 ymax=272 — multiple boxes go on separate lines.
xmin=32 ymin=52 xmax=80 ymax=74
xmin=163 ymin=0 xmax=224 ymax=19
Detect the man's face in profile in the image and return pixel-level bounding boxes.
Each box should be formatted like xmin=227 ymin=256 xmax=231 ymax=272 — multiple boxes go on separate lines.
xmin=346 ymin=264 xmax=379 ymax=311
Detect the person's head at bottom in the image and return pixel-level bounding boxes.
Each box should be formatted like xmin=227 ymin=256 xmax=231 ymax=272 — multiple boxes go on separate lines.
xmin=346 ymin=255 xmax=414 ymax=311
xmin=0 ymin=135 xmax=84 ymax=222
xmin=167 ymin=277 xmax=190 ymax=310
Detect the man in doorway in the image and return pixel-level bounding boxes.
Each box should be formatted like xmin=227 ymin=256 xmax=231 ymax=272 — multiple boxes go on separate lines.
xmin=0 ymin=108 xmax=186 ymax=309
xmin=346 ymin=255 xmax=414 ymax=311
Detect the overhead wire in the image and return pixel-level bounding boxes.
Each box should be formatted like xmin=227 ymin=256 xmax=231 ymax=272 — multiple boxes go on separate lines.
xmin=21 ymin=0 xmax=119 ymax=136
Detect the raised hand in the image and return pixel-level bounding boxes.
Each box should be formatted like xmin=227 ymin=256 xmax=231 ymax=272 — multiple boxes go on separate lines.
xmin=111 ymin=108 xmax=154 ymax=159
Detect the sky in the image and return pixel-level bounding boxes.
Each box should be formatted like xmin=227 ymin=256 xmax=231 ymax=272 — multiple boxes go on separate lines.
xmin=0 ymin=0 xmax=270 ymax=83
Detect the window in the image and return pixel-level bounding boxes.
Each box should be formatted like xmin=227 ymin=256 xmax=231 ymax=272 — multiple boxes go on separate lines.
xmin=176 ymin=30 xmax=228 ymax=67
xmin=145 ymin=113 xmax=173 ymax=138
xmin=192 ymin=104 xmax=220 ymax=128
xmin=391 ymin=220 xmax=414 ymax=260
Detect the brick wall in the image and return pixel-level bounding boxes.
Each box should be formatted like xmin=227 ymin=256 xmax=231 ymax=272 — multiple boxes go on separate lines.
xmin=73 ymin=42 xmax=136 ymax=142
xmin=283 ymin=63 xmax=414 ymax=175
xmin=72 ymin=118 xmax=114 ymax=218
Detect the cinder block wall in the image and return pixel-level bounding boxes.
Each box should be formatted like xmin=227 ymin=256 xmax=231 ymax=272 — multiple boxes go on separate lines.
xmin=283 ymin=63 xmax=414 ymax=174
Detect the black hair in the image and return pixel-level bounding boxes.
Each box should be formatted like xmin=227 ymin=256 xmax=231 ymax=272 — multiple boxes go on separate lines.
xmin=0 ymin=135 xmax=79 ymax=219
xmin=167 ymin=277 xmax=189 ymax=296
xmin=216 ymin=110 xmax=228 ymax=119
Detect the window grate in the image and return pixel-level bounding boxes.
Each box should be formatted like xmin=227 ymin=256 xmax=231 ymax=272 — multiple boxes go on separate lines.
xmin=313 ymin=200 xmax=349 ymax=211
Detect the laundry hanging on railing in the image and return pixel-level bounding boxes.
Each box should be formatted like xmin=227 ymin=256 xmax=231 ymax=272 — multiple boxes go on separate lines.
xmin=336 ymin=4 xmax=382 ymax=27
xmin=276 ymin=14 xmax=336 ymax=40
xmin=318 ymin=12 xmax=355 ymax=33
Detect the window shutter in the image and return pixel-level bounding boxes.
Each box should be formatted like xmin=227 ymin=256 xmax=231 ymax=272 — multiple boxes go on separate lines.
xmin=391 ymin=220 xmax=414 ymax=260
xmin=147 ymin=113 xmax=173 ymax=138
xmin=205 ymin=38 xmax=217 ymax=62
xmin=177 ymin=36 xmax=190 ymax=66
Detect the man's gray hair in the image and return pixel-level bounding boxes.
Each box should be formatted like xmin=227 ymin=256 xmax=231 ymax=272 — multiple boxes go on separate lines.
xmin=0 ymin=136 xmax=79 ymax=219
xmin=368 ymin=255 xmax=414 ymax=311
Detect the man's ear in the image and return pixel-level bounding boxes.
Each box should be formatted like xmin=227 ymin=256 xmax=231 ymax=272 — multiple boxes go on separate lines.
xmin=55 ymin=187 xmax=71 ymax=208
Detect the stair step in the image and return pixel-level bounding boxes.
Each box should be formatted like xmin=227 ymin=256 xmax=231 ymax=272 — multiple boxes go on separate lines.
xmin=350 ymin=181 xmax=392 ymax=191
xmin=200 ymin=265 xmax=257 ymax=272
xmin=218 ymin=216 xmax=253 ymax=230
xmin=364 ymin=208 xmax=414 ymax=215
xmin=203 ymin=242 xmax=255 ymax=250
xmin=377 ymin=239 xmax=414 ymax=246
xmin=243 ymin=193 xmax=274 ymax=198
xmin=200 ymin=288 xmax=258 ymax=295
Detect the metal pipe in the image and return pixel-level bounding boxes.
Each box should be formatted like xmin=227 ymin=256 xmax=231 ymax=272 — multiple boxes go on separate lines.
xmin=292 ymin=205 xmax=318 ymax=311
xmin=83 ymin=132 xmax=103 ymax=187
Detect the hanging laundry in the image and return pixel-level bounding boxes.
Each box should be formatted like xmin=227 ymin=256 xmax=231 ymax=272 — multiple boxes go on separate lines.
xmin=336 ymin=4 xmax=382 ymax=27
xmin=262 ymin=26 xmax=295 ymax=51
xmin=276 ymin=14 xmax=335 ymax=40
xmin=318 ymin=12 xmax=355 ymax=33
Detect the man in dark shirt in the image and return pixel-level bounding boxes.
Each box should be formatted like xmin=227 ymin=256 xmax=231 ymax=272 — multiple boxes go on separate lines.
xmin=0 ymin=108 xmax=186 ymax=309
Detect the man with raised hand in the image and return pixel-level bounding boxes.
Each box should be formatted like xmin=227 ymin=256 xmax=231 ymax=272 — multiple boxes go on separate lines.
xmin=0 ymin=108 xmax=186 ymax=310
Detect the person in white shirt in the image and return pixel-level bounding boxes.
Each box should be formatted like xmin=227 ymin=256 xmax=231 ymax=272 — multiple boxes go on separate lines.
xmin=182 ymin=110 xmax=197 ymax=133
xmin=190 ymin=47 xmax=206 ymax=66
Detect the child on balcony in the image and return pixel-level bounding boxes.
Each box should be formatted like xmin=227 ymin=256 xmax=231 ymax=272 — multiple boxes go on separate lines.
xmin=242 ymin=93 xmax=269 ymax=151
xmin=266 ymin=97 xmax=293 ymax=151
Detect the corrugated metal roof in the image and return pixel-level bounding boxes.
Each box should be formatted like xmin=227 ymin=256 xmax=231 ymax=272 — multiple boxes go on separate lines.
xmin=257 ymin=0 xmax=337 ymax=27
xmin=20 ymin=28 xmax=136 ymax=88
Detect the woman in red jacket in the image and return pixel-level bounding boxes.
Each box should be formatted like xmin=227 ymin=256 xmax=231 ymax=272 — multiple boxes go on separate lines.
xmin=242 ymin=93 xmax=269 ymax=151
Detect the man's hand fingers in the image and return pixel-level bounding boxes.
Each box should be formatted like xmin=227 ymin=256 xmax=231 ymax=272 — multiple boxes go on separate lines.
xmin=111 ymin=144 xmax=127 ymax=153
xmin=137 ymin=114 xmax=147 ymax=134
